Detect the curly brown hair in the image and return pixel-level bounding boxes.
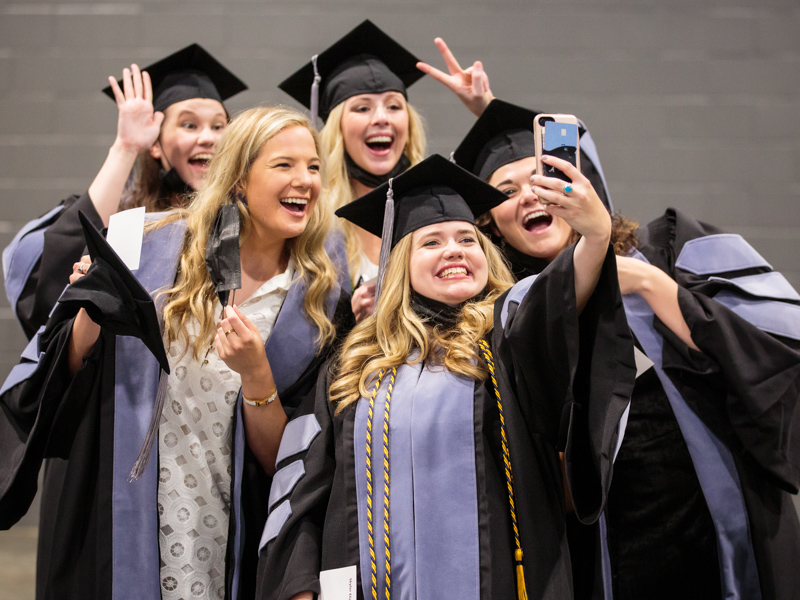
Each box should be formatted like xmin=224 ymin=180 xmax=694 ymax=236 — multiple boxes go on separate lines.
xmin=610 ymin=212 xmax=639 ymax=256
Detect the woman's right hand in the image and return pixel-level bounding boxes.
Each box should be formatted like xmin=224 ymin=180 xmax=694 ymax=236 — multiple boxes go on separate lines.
xmin=107 ymin=64 xmax=164 ymax=155
xmin=351 ymin=279 xmax=376 ymax=323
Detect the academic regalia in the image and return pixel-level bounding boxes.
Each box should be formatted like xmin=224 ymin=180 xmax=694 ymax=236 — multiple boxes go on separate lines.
xmin=2 ymin=44 xmax=247 ymax=339
xmin=255 ymin=155 xmax=635 ymax=600
xmin=505 ymin=208 xmax=800 ymax=600
xmin=0 ymin=217 xmax=353 ymax=600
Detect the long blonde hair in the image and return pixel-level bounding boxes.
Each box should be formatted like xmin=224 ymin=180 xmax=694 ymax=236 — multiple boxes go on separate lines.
xmin=320 ymin=99 xmax=427 ymax=280
xmin=156 ymin=106 xmax=338 ymax=359
xmin=330 ymin=226 xmax=514 ymax=411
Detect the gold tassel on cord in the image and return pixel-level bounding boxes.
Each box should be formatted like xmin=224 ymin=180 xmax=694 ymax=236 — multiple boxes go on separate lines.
xmin=515 ymin=548 xmax=528 ymax=600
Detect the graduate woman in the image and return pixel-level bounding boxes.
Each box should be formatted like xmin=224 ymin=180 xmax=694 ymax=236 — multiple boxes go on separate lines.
xmin=256 ymin=155 xmax=634 ymax=600
xmin=453 ymin=100 xmax=800 ymax=600
xmin=3 ymin=44 xmax=246 ymax=339
xmin=278 ymin=21 xmax=494 ymax=320
xmin=0 ymin=106 xmax=352 ymax=600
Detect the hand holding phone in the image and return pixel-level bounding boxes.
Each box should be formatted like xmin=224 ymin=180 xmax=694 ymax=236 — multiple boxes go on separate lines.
xmin=534 ymin=114 xmax=580 ymax=182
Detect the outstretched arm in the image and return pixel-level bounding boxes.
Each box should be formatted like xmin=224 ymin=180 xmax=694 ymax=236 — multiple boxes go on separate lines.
xmin=531 ymin=155 xmax=611 ymax=313
xmin=88 ymin=65 xmax=164 ymax=225
xmin=416 ymin=38 xmax=495 ymax=117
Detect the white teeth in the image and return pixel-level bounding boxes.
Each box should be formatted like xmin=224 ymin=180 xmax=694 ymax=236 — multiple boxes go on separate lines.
xmin=190 ymin=154 xmax=213 ymax=161
xmin=281 ymin=198 xmax=308 ymax=205
xmin=524 ymin=210 xmax=548 ymax=225
xmin=366 ymin=135 xmax=392 ymax=144
xmin=438 ymin=267 xmax=467 ymax=279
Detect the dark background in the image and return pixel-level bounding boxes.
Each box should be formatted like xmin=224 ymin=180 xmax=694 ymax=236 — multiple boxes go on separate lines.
xmin=0 ymin=0 xmax=798 ymax=595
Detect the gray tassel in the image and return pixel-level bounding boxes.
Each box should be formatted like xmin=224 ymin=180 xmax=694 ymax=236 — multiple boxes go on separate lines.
xmin=373 ymin=178 xmax=395 ymax=314
xmin=449 ymin=151 xmax=456 ymax=163
xmin=310 ymin=54 xmax=322 ymax=129
xmin=129 ymin=368 xmax=169 ymax=481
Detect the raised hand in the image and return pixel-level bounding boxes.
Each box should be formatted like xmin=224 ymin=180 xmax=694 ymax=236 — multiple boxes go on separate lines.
xmin=351 ymin=278 xmax=376 ymax=323
xmin=416 ymin=38 xmax=495 ymax=117
xmin=107 ymin=64 xmax=165 ymax=155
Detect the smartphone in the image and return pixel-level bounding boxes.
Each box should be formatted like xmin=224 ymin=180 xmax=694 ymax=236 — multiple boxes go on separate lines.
xmin=534 ymin=114 xmax=580 ymax=182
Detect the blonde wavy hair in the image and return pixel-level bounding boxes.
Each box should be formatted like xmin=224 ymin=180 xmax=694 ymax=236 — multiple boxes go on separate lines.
xmin=330 ymin=225 xmax=514 ymax=411
xmin=154 ymin=106 xmax=338 ymax=359
xmin=320 ymin=98 xmax=426 ymax=281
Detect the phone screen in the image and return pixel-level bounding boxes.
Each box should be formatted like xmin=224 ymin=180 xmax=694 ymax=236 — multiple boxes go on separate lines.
xmin=541 ymin=121 xmax=578 ymax=182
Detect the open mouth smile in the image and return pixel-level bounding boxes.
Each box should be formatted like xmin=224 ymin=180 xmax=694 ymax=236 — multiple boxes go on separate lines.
xmin=188 ymin=153 xmax=213 ymax=172
xmin=522 ymin=209 xmax=553 ymax=234
xmin=364 ymin=134 xmax=395 ymax=156
xmin=280 ymin=197 xmax=309 ymax=216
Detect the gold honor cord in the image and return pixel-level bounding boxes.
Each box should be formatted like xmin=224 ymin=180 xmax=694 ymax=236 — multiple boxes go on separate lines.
xmin=478 ymin=339 xmax=528 ymax=600
xmin=366 ymin=368 xmax=397 ymax=600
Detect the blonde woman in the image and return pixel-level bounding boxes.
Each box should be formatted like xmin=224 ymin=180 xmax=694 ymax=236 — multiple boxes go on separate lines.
xmin=0 ymin=106 xmax=351 ymax=600
xmin=278 ymin=21 xmax=495 ymax=322
xmin=256 ymin=155 xmax=634 ymax=600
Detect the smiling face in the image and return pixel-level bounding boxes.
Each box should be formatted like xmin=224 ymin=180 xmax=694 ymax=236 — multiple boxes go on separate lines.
xmin=487 ymin=156 xmax=575 ymax=263
xmin=408 ymin=221 xmax=489 ymax=306
xmin=150 ymin=97 xmax=228 ymax=190
xmin=340 ymin=91 xmax=409 ymax=177
xmin=242 ymin=126 xmax=322 ymax=242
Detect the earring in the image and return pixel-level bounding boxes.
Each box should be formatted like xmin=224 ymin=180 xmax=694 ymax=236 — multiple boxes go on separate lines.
xmin=235 ymin=191 xmax=246 ymax=204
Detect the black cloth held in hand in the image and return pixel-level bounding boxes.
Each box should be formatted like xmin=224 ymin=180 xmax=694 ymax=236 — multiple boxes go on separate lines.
xmin=205 ymin=203 xmax=242 ymax=307
xmin=55 ymin=210 xmax=170 ymax=374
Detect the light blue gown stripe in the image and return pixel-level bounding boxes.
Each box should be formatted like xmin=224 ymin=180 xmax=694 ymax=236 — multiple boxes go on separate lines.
xmin=268 ymin=460 xmax=306 ymax=511
xmin=675 ymin=234 xmax=771 ymax=275
xmin=712 ymin=290 xmax=800 ymax=342
xmin=259 ymin=499 xmax=292 ymax=553
xmin=708 ymin=272 xmax=800 ymax=302
xmin=2 ymin=205 xmax=65 ymax=307
xmin=275 ymin=414 xmax=322 ymax=467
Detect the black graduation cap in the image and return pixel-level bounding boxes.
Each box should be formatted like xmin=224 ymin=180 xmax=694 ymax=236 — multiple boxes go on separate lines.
xmin=452 ymin=99 xmax=539 ymax=181
xmin=56 ymin=211 xmax=170 ymax=375
xmin=336 ymin=155 xmax=507 ymax=305
xmin=337 ymin=154 xmax=507 ymax=246
xmin=278 ymin=20 xmax=423 ymax=123
xmin=102 ymin=44 xmax=248 ymax=113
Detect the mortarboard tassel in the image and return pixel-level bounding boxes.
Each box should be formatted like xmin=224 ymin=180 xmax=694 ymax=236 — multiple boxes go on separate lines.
xmin=373 ymin=178 xmax=394 ymax=313
xmin=129 ymin=368 xmax=169 ymax=480
xmin=515 ymin=548 xmax=528 ymax=600
xmin=309 ymin=54 xmax=322 ymax=129
xmin=205 ymin=203 xmax=242 ymax=309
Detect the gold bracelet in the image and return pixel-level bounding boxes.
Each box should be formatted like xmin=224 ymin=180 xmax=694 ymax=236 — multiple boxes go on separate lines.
xmin=242 ymin=388 xmax=278 ymax=407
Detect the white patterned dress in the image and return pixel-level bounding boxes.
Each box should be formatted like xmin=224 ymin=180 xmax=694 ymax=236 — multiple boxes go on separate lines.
xmin=157 ymin=265 xmax=294 ymax=600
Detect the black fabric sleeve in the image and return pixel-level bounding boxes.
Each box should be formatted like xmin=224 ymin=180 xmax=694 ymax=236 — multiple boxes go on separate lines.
xmin=0 ymin=315 xmax=104 ymax=528
xmin=658 ymin=286 xmax=800 ymax=493
xmin=16 ymin=192 xmax=104 ymax=338
xmin=255 ymin=367 xmax=336 ymax=600
xmin=500 ymin=244 xmax=635 ymax=523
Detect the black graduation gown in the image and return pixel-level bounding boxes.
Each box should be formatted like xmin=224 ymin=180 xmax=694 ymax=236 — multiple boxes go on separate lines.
xmin=0 ymin=220 xmax=355 ymax=600
xmin=4 ymin=192 xmax=104 ymax=340
xmin=550 ymin=209 xmax=800 ymax=600
xmin=255 ymin=244 xmax=635 ymax=600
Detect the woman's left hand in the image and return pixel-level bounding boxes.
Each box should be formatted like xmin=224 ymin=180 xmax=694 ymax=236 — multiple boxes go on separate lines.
xmin=531 ymin=155 xmax=611 ymax=246
xmin=416 ymin=37 xmax=495 ymax=117
xmin=215 ymin=305 xmax=271 ymax=386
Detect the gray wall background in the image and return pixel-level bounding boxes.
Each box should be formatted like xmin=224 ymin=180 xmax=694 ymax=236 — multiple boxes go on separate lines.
xmin=0 ymin=0 xmax=799 ymax=534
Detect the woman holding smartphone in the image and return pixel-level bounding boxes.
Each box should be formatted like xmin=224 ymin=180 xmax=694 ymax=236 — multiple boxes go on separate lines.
xmin=0 ymin=106 xmax=352 ymax=600
xmin=256 ymin=155 xmax=634 ymax=600
xmin=453 ymin=99 xmax=800 ymax=600
xmin=4 ymin=44 xmax=246 ymax=340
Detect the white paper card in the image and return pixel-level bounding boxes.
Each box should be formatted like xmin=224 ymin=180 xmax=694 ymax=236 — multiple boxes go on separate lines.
xmin=319 ymin=565 xmax=357 ymax=600
xmin=106 ymin=207 xmax=146 ymax=271
xmin=634 ymin=346 xmax=655 ymax=378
